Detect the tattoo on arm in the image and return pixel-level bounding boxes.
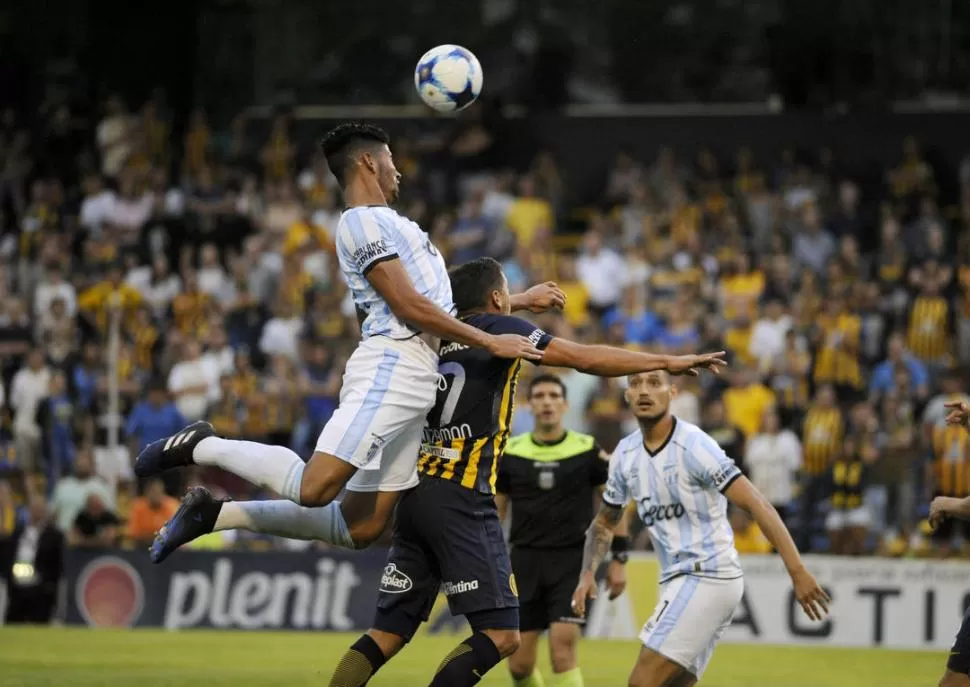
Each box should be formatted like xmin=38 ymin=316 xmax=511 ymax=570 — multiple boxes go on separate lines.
xmin=581 ymin=504 xmax=623 ymax=573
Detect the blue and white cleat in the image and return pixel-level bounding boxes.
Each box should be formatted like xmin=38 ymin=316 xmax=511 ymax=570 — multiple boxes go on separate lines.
xmin=134 ymin=421 xmax=215 ymax=478
xmin=150 ymin=486 xmax=224 ymax=564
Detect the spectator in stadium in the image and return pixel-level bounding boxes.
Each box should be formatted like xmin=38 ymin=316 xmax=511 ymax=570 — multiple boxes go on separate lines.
xmin=35 ymin=370 xmax=76 ymax=484
xmin=68 ymin=491 xmax=121 ymax=549
xmin=792 ymin=202 xmax=835 ymax=275
xmin=575 ymin=228 xmax=626 ymax=320
xmin=126 ymin=379 xmax=188 ymax=458
xmin=745 ymin=406 xmax=802 ymax=526
xmin=167 ymin=339 xmax=217 ymax=423
xmin=721 ymin=366 xmax=776 ymax=439
xmin=49 ymin=449 xmax=114 ymax=532
xmin=0 ymin=477 xmax=26 ymax=536
xmin=1 ymin=492 xmax=64 ymax=624
xmin=9 ymin=347 xmax=51 ymax=474
xmin=870 ymin=332 xmax=930 ymax=402
xmin=127 ymin=477 xmax=179 ymax=547
xmin=799 ymin=384 xmax=844 ymax=551
xmin=702 ymin=398 xmax=746 ymax=473
xmin=827 ymin=435 xmax=871 ymax=555
xmin=749 ymin=297 xmax=791 ymax=372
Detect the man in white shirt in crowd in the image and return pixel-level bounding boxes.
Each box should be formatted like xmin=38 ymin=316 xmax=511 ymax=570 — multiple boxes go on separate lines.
xmin=33 ymin=264 xmax=77 ymax=319
xmin=49 ymin=450 xmax=115 ymax=533
xmin=576 ymin=229 xmax=627 ymax=319
xmin=10 ymin=348 xmax=51 ymax=474
xmin=744 ymin=406 xmax=802 ymax=524
xmin=749 ymin=298 xmax=792 ymax=372
xmin=167 ymin=340 xmax=217 ymax=423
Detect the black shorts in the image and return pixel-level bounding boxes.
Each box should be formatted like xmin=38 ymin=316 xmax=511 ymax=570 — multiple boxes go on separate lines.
xmin=949 ymin=607 xmax=970 ymax=674
xmin=510 ymin=546 xmax=583 ymax=632
xmin=373 ymin=478 xmax=519 ymax=641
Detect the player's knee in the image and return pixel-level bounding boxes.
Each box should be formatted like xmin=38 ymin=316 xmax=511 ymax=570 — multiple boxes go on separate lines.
xmin=940 ymin=673 xmax=970 ymax=687
xmin=484 ymin=628 xmax=520 ymax=659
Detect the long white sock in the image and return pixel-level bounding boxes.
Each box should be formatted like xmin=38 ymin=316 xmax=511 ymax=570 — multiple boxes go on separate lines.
xmin=214 ymin=500 xmax=355 ymax=549
xmin=192 ymin=437 xmax=305 ymax=504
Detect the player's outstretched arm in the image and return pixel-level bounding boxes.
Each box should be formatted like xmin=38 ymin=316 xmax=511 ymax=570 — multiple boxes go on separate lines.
xmin=366 ymin=259 xmax=542 ymax=360
xmin=540 ymin=337 xmax=727 ymax=378
xmin=930 ymin=495 xmax=970 ymax=525
xmin=724 ymin=476 xmax=831 ymax=621
xmin=571 ymin=502 xmax=623 ymax=617
xmin=509 ymin=282 xmax=566 ymax=314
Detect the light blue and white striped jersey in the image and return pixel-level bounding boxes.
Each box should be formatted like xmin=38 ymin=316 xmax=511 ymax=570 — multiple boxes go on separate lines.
xmin=335 ymin=206 xmax=454 ymax=340
xmin=603 ymin=418 xmax=743 ymax=583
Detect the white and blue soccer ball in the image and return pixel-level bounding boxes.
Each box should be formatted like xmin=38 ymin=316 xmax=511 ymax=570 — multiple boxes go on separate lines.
xmin=414 ymin=44 xmax=483 ymax=113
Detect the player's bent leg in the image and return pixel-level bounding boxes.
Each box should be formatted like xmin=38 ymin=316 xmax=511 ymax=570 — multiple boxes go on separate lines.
xmin=507 ymin=630 xmax=543 ymax=685
xmin=627 ymin=647 xmax=696 ymax=687
xmin=943 ymin=610 xmax=970 ymax=687
xmin=328 ymin=629 xmax=406 ymax=687
xmin=548 ymin=622 xmax=583 ymax=686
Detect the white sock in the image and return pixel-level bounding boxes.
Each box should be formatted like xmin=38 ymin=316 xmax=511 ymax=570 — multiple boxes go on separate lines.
xmin=214 ymin=500 xmax=355 ymax=549
xmin=193 ymin=437 xmax=305 ymax=504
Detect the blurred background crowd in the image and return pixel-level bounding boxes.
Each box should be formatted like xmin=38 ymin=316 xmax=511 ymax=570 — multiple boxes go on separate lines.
xmin=2 ymin=0 xmax=970 ymax=626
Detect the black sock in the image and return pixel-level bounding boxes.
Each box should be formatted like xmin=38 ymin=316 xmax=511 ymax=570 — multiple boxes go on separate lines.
xmin=329 ymin=634 xmax=387 ymax=687
xmin=428 ymin=632 xmax=501 ymax=687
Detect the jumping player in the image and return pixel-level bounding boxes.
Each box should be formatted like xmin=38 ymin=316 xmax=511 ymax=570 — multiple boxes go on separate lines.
xmin=571 ymin=371 xmax=830 ymax=687
xmin=134 ymin=123 xmax=559 ymax=560
xmin=496 ymin=373 xmax=632 ymax=687
xmin=928 ymin=399 xmax=970 ymax=687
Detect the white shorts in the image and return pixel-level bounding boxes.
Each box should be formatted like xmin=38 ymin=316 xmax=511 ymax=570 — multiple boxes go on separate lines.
xmin=641 ymin=574 xmax=744 ymax=679
xmin=315 ymin=336 xmax=439 ymax=493
xmin=826 ymin=505 xmax=871 ymax=531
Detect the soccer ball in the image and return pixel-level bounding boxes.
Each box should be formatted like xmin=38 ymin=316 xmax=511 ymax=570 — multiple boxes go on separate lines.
xmin=414 ymin=45 xmax=483 ymax=113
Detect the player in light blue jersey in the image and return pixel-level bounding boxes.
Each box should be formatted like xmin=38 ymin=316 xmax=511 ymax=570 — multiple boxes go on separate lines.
xmin=136 ymin=123 xmax=565 ymax=561
xmin=572 ymin=369 xmax=830 ymax=687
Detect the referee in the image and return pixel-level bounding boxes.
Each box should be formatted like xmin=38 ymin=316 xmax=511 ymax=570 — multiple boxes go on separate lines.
xmin=496 ymin=373 xmax=628 ymax=687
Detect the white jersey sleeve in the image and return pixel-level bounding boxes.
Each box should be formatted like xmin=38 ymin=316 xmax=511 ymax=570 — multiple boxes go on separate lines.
xmin=684 ymin=431 xmax=742 ymax=493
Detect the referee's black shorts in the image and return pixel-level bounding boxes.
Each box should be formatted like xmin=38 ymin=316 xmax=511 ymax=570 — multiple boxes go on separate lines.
xmin=510 ymin=546 xmax=584 ymax=632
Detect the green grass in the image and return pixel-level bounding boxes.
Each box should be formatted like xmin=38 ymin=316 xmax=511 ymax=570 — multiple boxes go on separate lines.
xmin=0 ymin=627 xmax=945 ymax=687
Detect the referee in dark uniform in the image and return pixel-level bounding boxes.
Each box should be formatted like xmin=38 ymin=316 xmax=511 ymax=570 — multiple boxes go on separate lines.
xmin=496 ymin=373 xmax=629 ymax=687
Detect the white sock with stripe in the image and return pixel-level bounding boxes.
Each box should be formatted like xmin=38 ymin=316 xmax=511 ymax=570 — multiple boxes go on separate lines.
xmin=214 ymin=500 xmax=354 ymax=549
xmin=192 ymin=437 xmax=306 ymax=504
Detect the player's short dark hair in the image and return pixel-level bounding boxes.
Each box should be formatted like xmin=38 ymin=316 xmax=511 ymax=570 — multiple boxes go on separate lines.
xmin=449 ymin=257 xmax=505 ymax=314
xmin=529 ymin=373 xmax=567 ymax=399
xmin=318 ymin=123 xmax=390 ymax=186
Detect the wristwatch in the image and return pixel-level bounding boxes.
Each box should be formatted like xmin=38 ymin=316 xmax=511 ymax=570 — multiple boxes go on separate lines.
xmin=611 ymin=551 xmax=630 ymax=564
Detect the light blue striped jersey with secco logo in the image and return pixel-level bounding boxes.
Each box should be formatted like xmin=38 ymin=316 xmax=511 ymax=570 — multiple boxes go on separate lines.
xmin=603 ymin=417 xmax=743 ymax=583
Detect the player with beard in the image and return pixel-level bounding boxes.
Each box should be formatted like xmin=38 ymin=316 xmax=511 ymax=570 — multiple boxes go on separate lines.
xmin=572 ymin=371 xmax=830 ymax=687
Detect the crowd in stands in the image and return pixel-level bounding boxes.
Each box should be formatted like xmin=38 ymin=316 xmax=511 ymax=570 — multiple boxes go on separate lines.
xmin=2 ymin=92 xmax=970 ymax=585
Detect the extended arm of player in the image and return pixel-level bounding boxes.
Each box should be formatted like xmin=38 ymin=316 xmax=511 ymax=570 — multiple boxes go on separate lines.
xmin=931 ymin=495 xmax=970 ymax=521
xmin=366 ymin=259 xmax=541 ymax=360
xmin=724 ymin=476 xmax=805 ymax=576
xmin=540 ymin=337 xmax=725 ymax=377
